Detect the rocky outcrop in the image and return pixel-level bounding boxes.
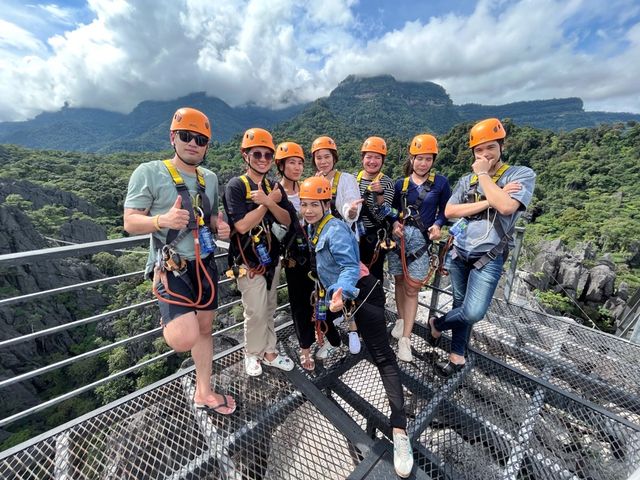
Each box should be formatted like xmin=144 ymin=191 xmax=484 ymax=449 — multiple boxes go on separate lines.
xmin=524 ymin=240 xmax=629 ymax=328
xmin=59 ymin=218 xmax=107 ymax=243
xmin=0 ymin=205 xmax=107 ymax=433
xmin=0 ymin=205 xmax=48 ymax=253
xmin=0 ymin=179 xmax=98 ymax=216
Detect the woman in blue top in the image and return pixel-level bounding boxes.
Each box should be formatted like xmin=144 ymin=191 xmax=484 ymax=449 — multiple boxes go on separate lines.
xmin=299 ymin=175 xmax=414 ymax=478
xmin=387 ymin=134 xmax=451 ymax=363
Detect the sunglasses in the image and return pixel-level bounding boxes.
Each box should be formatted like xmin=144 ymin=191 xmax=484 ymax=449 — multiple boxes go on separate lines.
xmin=250 ymin=151 xmax=274 ymax=161
xmin=176 ymin=130 xmax=209 ymax=147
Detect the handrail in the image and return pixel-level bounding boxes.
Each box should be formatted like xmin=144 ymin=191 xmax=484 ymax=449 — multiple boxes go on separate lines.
xmin=0 ymin=236 xmax=150 ymax=267
xmin=0 ymin=300 xmax=291 ymax=429
xmin=0 ymin=272 xmax=234 ymax=350
xmin=0 ymin=270 xmax=144 ymax=307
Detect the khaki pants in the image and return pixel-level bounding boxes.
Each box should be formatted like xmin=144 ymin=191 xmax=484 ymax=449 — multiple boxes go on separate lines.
xmin=237 ymin=263 xmax=281 ymax=357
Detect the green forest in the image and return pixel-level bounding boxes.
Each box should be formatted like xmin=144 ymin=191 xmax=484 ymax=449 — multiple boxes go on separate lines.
xmin=1 ymin=119 xmax=639 ymax=451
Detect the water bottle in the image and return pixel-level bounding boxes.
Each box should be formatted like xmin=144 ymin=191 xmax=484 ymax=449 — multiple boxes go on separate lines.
xmin=198 ymin=226 xmax=216 ymax=254
xmin=376 ymin=203 xmax=399 ymax=220
xmin=256 ymin=241 xmax=271 ymax=266
xmin=316 ymin=291 xmax=327 ymax=321
xmin=450 ymin=218 xmax=469 ymax=237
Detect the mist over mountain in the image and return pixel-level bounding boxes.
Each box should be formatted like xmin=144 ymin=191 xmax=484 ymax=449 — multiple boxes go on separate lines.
xmin=0 ymin=75 xmax=638 ymax=153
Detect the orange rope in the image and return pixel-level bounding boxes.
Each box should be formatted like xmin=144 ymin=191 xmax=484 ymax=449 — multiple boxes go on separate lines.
xmin=153 ymin=230 xmax=216 ymax=308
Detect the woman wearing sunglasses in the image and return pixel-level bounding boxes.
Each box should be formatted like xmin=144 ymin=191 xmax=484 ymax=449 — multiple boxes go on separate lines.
xmin=298 ymin=176 xmax=414 ymax=478
xmin=223 ymin=128 xmax=295 ymax=377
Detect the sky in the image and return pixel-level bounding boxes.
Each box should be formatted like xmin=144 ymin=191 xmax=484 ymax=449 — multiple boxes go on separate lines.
xmin=0 ymin=0 xmax=639 ymax=122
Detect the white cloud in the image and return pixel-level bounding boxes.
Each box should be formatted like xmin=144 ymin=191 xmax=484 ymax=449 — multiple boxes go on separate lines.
xmin=0 ymin=0 xmax=639 ymax=122
xmin=39 ymin=4 xmax=76 ymax=24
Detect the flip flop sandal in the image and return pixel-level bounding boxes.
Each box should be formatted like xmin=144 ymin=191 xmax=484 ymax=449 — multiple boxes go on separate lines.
xmin=194 ymin=394 xmax=236 ymax=415
xmin=300 ymin=352 xmax=315 ymax=371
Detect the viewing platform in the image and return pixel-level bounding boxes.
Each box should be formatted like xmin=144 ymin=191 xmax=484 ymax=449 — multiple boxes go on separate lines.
xmin=1 ymin=237 xmax=639 ymax=479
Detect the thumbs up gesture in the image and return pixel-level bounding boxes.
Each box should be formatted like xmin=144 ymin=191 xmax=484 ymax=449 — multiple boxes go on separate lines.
xmin=249 ymin=182 xmax=270 ymax=206
xmin=215 ymin=211 xmax=230 ymax=240
xmin=165 ymin=195 xmax=190 ymax=230
xmin=329 ymin=287 xmax=344 ymax=313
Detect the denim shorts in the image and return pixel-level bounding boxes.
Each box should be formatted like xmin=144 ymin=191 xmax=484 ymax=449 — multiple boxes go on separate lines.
xmin=387 ymin=225 xmax=430 ymax=278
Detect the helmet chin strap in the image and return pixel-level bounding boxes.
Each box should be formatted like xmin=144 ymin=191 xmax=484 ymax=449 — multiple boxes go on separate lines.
xmin=245 ymin=156 xmax=270 ymax=178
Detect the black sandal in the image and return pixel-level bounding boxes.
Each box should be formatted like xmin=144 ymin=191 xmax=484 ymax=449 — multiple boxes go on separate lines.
xmin=428 ymin=317 xmax=442 ymax=348
xmin=194 ymin=394 xmax=237 ymax=415
xmin=435 ymin=360 xmax=465 ymax=378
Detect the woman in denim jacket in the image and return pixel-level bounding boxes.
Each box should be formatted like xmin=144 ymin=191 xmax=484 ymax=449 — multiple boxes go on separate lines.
xmin=299 ymin=176 xmax=414 ymax=479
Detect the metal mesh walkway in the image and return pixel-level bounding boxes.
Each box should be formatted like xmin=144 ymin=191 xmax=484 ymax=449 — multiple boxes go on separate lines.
xmin=1 ymin=302 xmax=639 ymax=479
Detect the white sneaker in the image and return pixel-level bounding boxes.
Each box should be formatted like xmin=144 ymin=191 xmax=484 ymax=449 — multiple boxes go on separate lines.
xmin=348 ymin=331 xmax=361 ymax=354
xmin=245 ymin=355 xmax=263 ymax=376
xmin=397 ymin=337 xmax=413 ymax=362
xmin=262 ymin=353 xmax=294 ymax=371
xmin=393 ymin=431 xmax=414 ymax=478
xmin=391 ymin=318 xmax=404 ymax=339
xmin=316 ymin=342 xmax=339 ymax=360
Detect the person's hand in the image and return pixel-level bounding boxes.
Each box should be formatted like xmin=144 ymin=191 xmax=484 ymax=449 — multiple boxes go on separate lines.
xmin=347 ymin=198 xmax=364 ymax=219
xmin=502 ymin=181 xmax=522 ymax=195
xmin=427 ymin=224 xmax=441 ymax=240
xmin=215 ymin=211 xmax=230 ymax=240
xmin=268 ymin=184 xmax=282 ymax=204
xmin=472 ymin=156 xmax=492 ymax=175
xmin=368 ymin=180 xmax=383 ymax=194
xmin=329 ymin=287 xmax=344 ymax=312
xmin=250 ymin=184 xmax=273 ymax=207
xmin=163 ymin=196 xmax=190 ymax=230
xmin=392 ymin=221 xmax=404 ymax=239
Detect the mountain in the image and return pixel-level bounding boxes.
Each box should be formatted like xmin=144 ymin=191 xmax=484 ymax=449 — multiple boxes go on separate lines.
xmin=458 ymin=97 xmax=640 ymax=131
xmin=0 ymin=93 xmax=304 ymax=153
xmin=1 ymin=75 xmax=639 ymax=153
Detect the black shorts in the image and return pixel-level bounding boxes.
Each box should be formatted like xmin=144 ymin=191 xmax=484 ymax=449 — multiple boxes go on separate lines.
xmin=156 ymin=256 xmax=219 ymax=325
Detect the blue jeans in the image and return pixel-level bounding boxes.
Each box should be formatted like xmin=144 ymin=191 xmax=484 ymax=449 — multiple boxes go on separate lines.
xmin=433 ymin=253 xmax=504 ymax=356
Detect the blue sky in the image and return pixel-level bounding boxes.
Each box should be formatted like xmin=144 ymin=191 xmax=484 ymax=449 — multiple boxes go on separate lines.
xmin=0 ymin=0 xmax=639 ymax=122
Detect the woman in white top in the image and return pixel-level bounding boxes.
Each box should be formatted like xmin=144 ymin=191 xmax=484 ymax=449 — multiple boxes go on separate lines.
xmin=311 ymin=136 xmax=363 ymax=354
xmin=311 ymin=136 xmax=362 ymax=230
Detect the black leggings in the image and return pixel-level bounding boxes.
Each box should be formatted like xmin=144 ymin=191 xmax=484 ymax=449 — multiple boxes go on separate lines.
xmin=359 ymin=229 xmax=387 ymax=282
xmin=354 ymin=274 xmax=406 ymax=429
xmin=284 ymin=262 xmax=341 ymax=349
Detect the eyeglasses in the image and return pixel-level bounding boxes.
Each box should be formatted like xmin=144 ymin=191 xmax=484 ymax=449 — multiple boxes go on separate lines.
xmin=250 ymin=151 xmax=274 ymax=161
xmin=176 ymin=130 xmax=209 ymax=147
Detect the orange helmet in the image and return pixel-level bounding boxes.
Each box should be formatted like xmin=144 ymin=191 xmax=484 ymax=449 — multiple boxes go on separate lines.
xmin=469 ymin=118 xmax=506 ymax=148
xmin=409 ymin=134 xmax=438 ymax=155
xmin=311 ymin=136 xmax=337 ymax=154
xmin=241 ymin=128 xmax=275 ymax=151
xmin=300 ymin=176 xmax=332 ymax=200
xmin=170 ymin=107 xmax=211 ymax=138
xmin=361 ymin=136 xmax=387 ymax=156
xmin=274 ymin=142 xmax=305 ymax=167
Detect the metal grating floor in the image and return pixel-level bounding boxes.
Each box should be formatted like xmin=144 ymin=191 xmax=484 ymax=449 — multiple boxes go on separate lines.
xmin=1 ymin=302 xmax=639 ymax=479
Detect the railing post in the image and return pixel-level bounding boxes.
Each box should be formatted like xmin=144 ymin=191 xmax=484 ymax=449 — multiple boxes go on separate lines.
xmin=630 ymin=313 xmax=640 ymax=345
xmin=504 ymin=226 xmax=525 ymax=304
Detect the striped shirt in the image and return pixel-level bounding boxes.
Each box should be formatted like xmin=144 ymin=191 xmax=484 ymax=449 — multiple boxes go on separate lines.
xmin=356 ymin=172 xmax=395 ymax=229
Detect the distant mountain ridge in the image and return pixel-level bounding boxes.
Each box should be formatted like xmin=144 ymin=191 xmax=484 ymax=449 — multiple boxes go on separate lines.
xmin=1 ymin=75 xmax=638 ymax=152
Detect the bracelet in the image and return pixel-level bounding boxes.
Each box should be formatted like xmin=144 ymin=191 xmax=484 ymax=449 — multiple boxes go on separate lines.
xmin=153 ymin=215 xmax=161 ymax=231
xmin=477 ymin=172 xmax=490 ymax=177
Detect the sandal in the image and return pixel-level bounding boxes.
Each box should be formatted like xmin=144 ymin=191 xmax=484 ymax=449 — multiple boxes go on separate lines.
xmin=194 ymin=394 xmax=236 ymax=415
xmin=428 ymin=317 xmax=442 ymax=348
xmin=300 ymin=351 xmax=316 ymax=371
